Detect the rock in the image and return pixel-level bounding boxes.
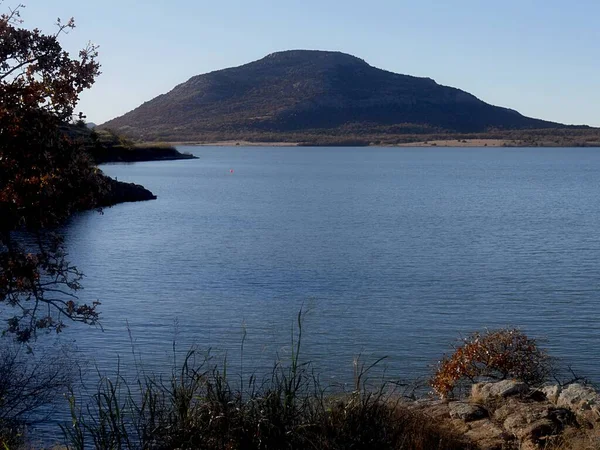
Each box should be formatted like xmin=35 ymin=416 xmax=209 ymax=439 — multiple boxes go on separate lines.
xmin=464 ymin=419 xmax=513 ymax=450
xmin=557 ymin=383 xmax=597 ymax=410
xmin=557 ymin=383 xmax=600 ymax=424
xmin=471 ymin=382 xmax=489 ymax=400
xmin=472 ymin=380 xmax=529 ymax=401
xmin=490 ymin=380 xmax=530 ymax=398
xmin=492 ymin=397 xmax=574 ymax=448
xmin=494 ymin=399 xmax=551 ymax=425
xmin=448 ymin=402 xmax=488 ymax=422
xmin=401 ymin=382 xmax=598 ymax=450
xmin=519 ymin=419 xmax=557 ymax=443
xmin=541 ymin=385 xmax=561 ymax=404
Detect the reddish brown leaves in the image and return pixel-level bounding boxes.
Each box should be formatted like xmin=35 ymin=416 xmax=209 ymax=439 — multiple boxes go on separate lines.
xmin=430 ymin=329 xmax=551 ymax=398
xmin=0 ymin=8 xmax=100 ymax=121
xmin=0 ymin=5 xmax=104 ymax=342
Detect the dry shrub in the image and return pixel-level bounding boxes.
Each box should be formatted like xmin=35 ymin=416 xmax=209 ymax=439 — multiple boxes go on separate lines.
xmin=431 ymin=328 xmax=552 ymax=398
xmin=544 ymin=426 xmax=600 ymax=450
xmin=321 ymin=395 xmax=474 ymax=450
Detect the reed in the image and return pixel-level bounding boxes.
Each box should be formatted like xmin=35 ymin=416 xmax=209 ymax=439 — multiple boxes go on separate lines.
xmin=60 ymin=311 xmax=471 ymax=450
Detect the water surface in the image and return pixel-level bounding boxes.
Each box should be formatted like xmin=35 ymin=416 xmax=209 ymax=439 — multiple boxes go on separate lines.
xmin=61 ymin=146 xmax=600 ymax=384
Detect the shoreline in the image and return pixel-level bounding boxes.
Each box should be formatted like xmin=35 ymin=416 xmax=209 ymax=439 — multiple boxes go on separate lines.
xmin=170 ymin=140 xmax=300 ymax=147
xmin=150 ymin=138 xmax=599 ymax=148
xmin=395 ymin=138 xmax=509 ymax=147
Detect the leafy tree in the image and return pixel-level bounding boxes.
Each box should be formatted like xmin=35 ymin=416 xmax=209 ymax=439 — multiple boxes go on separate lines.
xmin=0 ymin=3 xmax=105 ymax=342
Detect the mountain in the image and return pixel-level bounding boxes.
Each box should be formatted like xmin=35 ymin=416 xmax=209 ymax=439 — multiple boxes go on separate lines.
xmin=101 ymin=50 xmax=566 ymax=142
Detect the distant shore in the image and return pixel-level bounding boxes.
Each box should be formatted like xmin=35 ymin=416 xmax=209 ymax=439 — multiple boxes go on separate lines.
xmin=396 ymin=139 xmax=509 ymax=147
xmin=151 ymin=138 xmax=598 ymax=148
xmin=171 ymin=140 xmax=299 ymax=147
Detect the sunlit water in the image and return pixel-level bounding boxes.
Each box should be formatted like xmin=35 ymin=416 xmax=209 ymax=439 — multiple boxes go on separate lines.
xmin=29 ymin=146 xmax=600 ymax=437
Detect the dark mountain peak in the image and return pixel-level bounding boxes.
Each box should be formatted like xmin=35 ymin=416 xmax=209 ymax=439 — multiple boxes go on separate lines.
xmin=177 ymin=50 xmax=369 ymax=93
xmin=259 ymin=50 xmax=369 ymax=68
xmin=101 ymin=50 xmax=565 ymax=141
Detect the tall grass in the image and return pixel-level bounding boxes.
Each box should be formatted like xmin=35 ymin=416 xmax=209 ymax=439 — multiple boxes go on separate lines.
xmin=60 ymin=312 xmax=473 ymax=450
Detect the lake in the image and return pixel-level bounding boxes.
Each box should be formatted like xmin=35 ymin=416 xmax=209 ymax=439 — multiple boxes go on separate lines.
xmin=60 ymin=146 xmax=600 ymax=386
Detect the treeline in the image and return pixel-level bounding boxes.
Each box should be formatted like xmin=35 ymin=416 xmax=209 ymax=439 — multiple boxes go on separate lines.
xmin=120 ymin=126 xmax=600 ymax=147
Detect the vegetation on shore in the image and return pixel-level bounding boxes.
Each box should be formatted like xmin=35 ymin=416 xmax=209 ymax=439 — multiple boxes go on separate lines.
xmin=58 ymin=315 xmax=473 ymax=450
xmin=1 ymin=322 xmax=599 ymax=449
xmin=66 ymin=124 xmax=197 ymax=164
xmin=156 ymin=127 xmax=600 ymax=148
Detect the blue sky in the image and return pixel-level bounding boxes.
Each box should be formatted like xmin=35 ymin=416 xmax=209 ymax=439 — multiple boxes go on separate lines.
xmin=23 ymin=0 xmax=600 ymax=126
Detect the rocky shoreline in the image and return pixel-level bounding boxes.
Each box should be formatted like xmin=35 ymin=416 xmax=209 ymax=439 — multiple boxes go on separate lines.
xmin=408 ymin=380 xmax=600 ymax=449
xmin=95 ymin=175 xmax=157 ymax=207
xmin=90 ymin=144 xmax=197 ymax=206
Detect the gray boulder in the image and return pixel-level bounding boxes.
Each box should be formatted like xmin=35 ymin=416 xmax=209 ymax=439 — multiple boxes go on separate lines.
xmin=472 ymin=380 xmax=529 ymax=400
xmin=448 ymin=402 xmax=488 ymax=422
xmin=541 ymin=384 xmax=561 ymax=404
xmin=556 ymin=383 xmax=600 ymax=424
